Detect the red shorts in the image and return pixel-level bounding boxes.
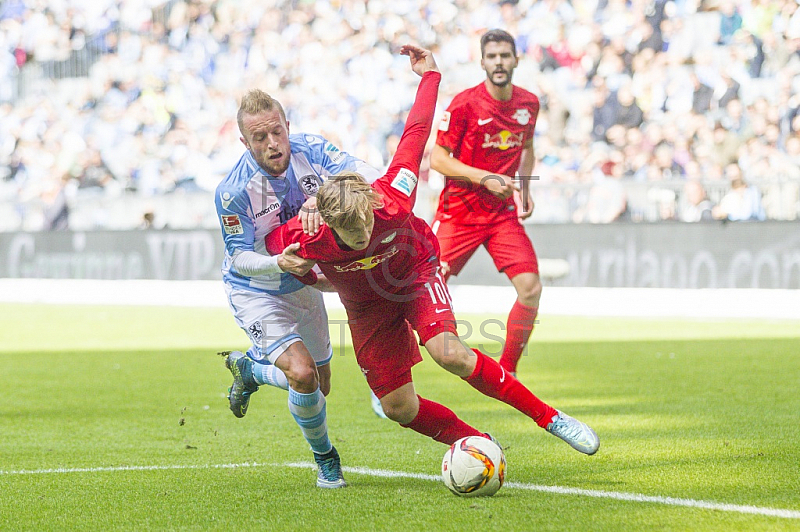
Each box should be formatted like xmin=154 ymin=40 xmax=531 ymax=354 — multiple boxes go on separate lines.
xmin=344 ymin=270 xmax=457 ymax=398
xmin=432 ymin=216 xmax=538 ymax=279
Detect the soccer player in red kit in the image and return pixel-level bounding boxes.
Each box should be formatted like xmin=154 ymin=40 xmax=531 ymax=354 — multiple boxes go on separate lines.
xmin=264 ymin=44 xmax=599 ymax=455
xmin=430 ymin=29 xmax=539 ymax=375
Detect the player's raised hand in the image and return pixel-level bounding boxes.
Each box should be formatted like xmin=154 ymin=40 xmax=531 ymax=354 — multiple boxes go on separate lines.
xmin=399 ymin=44 xmax=439 ymax=76
xmin=277 ymin=242 xmax=316 ymax=275
xmin=482 ymin=173 xmax=518 ymax=199
xmin=438 ymin=260 xmax=451 ymax=280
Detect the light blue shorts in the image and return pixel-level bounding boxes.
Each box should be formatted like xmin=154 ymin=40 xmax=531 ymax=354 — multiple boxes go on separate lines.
xmin=224 ymin=284 xmax=332 ymax=366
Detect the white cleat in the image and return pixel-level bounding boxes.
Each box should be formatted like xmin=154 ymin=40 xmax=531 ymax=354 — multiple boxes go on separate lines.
xmin=546 ymin=411 xmax=600 ymax=455
xmin=370 ymin=389 xmax=388 ymax=419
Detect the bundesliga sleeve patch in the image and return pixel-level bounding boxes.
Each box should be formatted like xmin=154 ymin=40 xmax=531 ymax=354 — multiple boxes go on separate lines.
xmin=324 ymin=141 xmax=346 ymax=164
xmin=221 ymin=214 xmax=244 ymax=235
xmin=438 ymin=111 xmax=451 ymax=132
xmin=391 ymin=168 xmax=418 ymax=197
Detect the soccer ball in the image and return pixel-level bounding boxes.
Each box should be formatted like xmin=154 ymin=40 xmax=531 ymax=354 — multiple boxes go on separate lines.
xmin=441 ymin=436 xmax=506 ymax=497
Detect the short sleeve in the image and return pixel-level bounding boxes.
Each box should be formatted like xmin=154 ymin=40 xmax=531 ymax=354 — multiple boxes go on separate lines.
xmin=435 ymin=95 xmax=471 ymax=153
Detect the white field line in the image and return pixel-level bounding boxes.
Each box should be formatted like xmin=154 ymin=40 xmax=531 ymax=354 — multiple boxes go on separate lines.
xmin=2 ymin=461 xmax=799 ymax=520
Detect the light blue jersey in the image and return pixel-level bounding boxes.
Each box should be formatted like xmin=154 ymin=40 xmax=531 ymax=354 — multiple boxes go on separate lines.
xmin=215 ymin=134 xmax=378 ymax=294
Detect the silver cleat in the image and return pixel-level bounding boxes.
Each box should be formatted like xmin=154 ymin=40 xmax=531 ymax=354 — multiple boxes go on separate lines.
xmin=546 ymin=411 xmax=600 ymax=455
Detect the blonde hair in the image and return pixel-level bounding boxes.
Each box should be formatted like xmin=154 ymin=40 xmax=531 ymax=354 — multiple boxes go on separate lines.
xmin=237 ymin=89 xmax=287 ymax=134
xmin=317 ymin=172 xmax=384 ymax=230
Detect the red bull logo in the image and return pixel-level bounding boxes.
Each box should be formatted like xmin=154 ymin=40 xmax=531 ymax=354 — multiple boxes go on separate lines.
xmin=334 ymin=245 xmax=399 ymax=272
xmin=482 ymin=130 xmax=523 ymax=151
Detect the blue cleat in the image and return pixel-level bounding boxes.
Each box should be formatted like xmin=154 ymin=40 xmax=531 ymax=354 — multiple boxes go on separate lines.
xmin=218 ymin=351 xmax=258 ymax=418
xmin=314 ymin=446 xmax=347 ymax=488
xmin=546 ymin=410 xmax=600 ymax=455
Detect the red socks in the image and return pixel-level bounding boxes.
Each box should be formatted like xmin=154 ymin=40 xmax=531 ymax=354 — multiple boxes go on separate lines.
xmin=464 ymin=349 xmax=557 ymax=428
xmin=499 ymin=301 xmax=538 ymax=373
xmin=400 ymin=349 xmax=558 ymax=442
xmin=401 ymin=395 xmax=484 ymax=445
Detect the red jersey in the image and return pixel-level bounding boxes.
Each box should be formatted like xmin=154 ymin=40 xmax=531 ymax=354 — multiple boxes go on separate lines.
xmin=265 ymin=71 xmax=442 ymax=307
xmin=435 ymin=82 xmax=539 ymax=224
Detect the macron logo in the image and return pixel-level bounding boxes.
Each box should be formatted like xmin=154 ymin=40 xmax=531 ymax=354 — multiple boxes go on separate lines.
xmin=255 ymin=201 xmax=281 ymax=218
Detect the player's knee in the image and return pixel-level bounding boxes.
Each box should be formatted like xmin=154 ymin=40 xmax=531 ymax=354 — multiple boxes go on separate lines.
xmin=432 ymin=341 xmax=472 ymax=375
xmin=519 ymin=278 xmax=542 ymax=306
xmin=381 ymin=399 xmax=417 ymax=424
xmin=286 ymin=361 xmax=318 ymax=391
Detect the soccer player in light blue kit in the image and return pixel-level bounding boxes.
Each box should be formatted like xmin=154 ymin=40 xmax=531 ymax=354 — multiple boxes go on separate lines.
xmin=215 ymin=88 xmax=379 ymax=488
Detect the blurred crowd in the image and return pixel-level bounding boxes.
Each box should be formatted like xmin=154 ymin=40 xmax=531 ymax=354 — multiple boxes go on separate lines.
xmin=1 ymin=0 xmax=799 ymax=230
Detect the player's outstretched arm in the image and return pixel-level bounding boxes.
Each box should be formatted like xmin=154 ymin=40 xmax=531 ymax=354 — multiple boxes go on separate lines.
xmin=399 ymin=44 xmax=439 ymax=77
xmin=277 ymin=242 xmax=316 ymax=276
xmin=373 ymin=47 xmax=441 ymax=213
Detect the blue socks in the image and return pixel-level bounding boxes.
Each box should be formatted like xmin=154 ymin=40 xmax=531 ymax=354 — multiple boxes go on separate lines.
xmin=252 ymin=362 xmax=289 ymax=390
xmin=288 ymin=387 xmax=332 ymax=455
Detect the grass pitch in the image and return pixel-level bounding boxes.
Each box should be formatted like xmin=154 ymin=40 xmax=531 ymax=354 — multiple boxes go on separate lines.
xmin=1 ymin=303 xmax=799 ymax=531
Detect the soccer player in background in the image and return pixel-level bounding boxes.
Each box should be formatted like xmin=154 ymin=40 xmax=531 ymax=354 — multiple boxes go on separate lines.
xmin=430 ymin=29 xmax=540 ymax=376
xmin=265 ymin=44 xmax=599 ymax=456
xmin=214 ymin=84 xmax=380 ymax=488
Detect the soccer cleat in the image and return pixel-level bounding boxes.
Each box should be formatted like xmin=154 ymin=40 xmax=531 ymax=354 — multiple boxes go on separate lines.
xmin=484 ymin=432 xmax=503 ymax=449
xmin=314 ymin=446 xmax=347 ymax=488
xmin=218 ymin=351 xmax=259 ymax=418
xmin=546 ymin=411 xmax=600 ymax=455
xmin=370 ymin=389 xmax=388 ymax=419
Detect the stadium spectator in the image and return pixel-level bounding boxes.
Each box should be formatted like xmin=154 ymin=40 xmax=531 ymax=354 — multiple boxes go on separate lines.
xmin=574 ymin=156 xmax=628 ymax=223
xmin=680 ymin=180 xmax=715 ymax=222
xmin=718 ymin=0 xmax=744 ymax=45
xmin=712 ymin=121 xmax=742 ymax=167
xmin=691 ymin=73 xmax=715 ymax=114
xmin=652 ymin=142 xmax=685 ymax=180
xmin=139 ymin=210 xmax=155 ymax=229
xmin=41 ymin=173 xmax=72 ymax=231
xmin=615 ymin=83 xmax=644 ymax=128
xmin=592 ymin=78 xmax=619 ymax=142
xmin=75 ymin=149 xmax=114 ymax=190
xmin=717 ymin=73 xmax=741 ymax=111
xmin=713 ymin=163 xmax=766 ymax=221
